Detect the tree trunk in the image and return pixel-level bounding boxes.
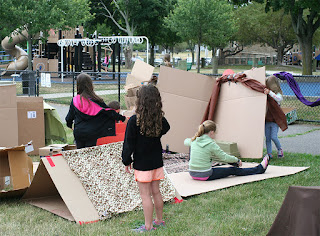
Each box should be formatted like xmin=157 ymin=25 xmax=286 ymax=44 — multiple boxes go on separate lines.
xmin=211 ymin=48 xmax=218 ymax=74
xmin=197 ymin=42 xmax=201 ymax=73
xmin=150 ymin=43 xmax=155 ymax=66
xmin=124 ymin=44 xmax=133 ymax=69
xmin=276 ymin=46 xmax=285 ymax=66
xmin=298 ymin=35 xmax=313 ymax=75
xmin=27 ymin=37 xmax=33 ymax=70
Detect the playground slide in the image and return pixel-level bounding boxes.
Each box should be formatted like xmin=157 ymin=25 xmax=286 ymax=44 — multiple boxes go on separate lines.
xmin=1 ymin=29 xmax=28 ymax=75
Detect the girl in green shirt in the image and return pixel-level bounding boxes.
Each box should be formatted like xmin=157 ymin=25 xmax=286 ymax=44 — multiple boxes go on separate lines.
xmin=184 ymin=120 xmax=269 ymax=181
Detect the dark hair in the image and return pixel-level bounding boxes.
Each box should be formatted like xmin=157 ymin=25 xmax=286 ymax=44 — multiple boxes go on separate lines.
xmin=136 ymin=85 xmax=164 ymax=137
xmin=148 ymin=75 xmax=158 ymax=85
xmin=108 ymin=100 xmax=120 ymax=110
xmin=76 ymin=73 xmax=103 ymax=103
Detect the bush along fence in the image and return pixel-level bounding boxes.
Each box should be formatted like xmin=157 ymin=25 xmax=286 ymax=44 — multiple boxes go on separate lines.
xmin=1 ymin=70 xmax=319 ymax=123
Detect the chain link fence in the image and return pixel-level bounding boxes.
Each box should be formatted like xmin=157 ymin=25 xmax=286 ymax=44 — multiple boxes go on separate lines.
xmin=1 ymin=70 xmax=320 ymax=123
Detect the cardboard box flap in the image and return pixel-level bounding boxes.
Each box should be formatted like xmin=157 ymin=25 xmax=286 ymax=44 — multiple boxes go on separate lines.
xmin=8 ymin=150 xmax=33 ymax=189
xmin=131 ymin=60 xmax=154 ymax=81
xmin=22 ymin=155 xmax=99 ymax=223
xmin=158 ymin=66 xmax=215 ymax=101
xmin=125 ymin=60 xmax=154 ymax=90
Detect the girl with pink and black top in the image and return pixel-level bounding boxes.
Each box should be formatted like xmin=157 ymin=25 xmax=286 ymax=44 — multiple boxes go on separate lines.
xmin=66 ymin=73 xmax=127 ymax=148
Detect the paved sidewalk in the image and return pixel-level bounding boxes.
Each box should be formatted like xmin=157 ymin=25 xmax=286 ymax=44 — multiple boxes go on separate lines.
xmin=41 ymin=89 xmax=125 ymax=99
xmin=48 ymin=102 xmax=320 ymax=156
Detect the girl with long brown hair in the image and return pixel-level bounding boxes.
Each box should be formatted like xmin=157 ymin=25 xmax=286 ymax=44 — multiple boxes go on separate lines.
xmin=122 ymin=84 xmax=170 ymax=232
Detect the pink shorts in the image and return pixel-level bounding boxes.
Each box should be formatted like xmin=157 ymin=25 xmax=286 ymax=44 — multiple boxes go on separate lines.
xmin=134 ymin=167 xmax=164 ymax=183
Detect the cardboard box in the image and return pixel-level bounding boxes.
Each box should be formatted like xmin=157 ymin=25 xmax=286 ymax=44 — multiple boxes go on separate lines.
xmin=33 ymin=58 xmax=48 ymax=72
xmin=124 ymin=95 xmax=137 ymax=110
xmin=157 ymin=66 xmax=266 ymax=158
xmin=0 ymin=84 xmax=19 ymax=147
xmin=0 ymin=145 xmax=33 ymax=198
xmin=282 ymin=107 xmax=298 ymax=124
xmin=216 ymin=140 xmax=241 ymax=157
xmin=17 ymin=97 xmax=45 ymax=155
xmin=126 ymin=86 xmax=140 ymax=97
xmin=39 ymin=144 xmax=76 ymax=157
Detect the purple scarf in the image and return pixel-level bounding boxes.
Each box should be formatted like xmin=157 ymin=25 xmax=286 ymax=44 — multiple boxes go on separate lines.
xmin=273 ymin=72 xmax=320 ymax=107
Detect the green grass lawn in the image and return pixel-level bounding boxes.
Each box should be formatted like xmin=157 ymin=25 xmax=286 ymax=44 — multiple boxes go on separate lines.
xmin=1 ymin=151 xmax=319 ymax=236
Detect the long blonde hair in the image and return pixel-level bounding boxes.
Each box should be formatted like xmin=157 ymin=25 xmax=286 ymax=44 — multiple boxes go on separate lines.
xmin=191 ymin=120 xmax=217 ymax=141
xmin=266 ymin=75 xmax=283 ymax=95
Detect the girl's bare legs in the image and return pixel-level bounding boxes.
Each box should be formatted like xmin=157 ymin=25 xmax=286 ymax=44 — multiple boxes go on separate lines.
xmin=137 ymin=182 xmax=153 ymax=230
xmin=151 ymin=180 xmax=163 ymax=223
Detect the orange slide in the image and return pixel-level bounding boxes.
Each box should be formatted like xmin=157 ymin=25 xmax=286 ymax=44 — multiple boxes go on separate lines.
xmin=1 ymin=29 xmax=28 ymax=75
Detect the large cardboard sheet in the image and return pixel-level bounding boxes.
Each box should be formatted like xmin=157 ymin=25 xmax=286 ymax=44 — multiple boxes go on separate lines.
xmin=157 ymin=66 xmax=266 ymax=158
xmin=158 ymin=66 xmax=215 ymax=153
xmin=214 ymin=67 xmax=266 ymax=158
xmin=168 ymin=163 xmax=309 ymax=197
xmin=0 ymin=84 xmax=18 ymax=147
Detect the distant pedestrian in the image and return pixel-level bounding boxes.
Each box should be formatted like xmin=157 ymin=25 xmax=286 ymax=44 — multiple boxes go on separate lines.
xmin=163 ymin=53 xmax=172 ymax=67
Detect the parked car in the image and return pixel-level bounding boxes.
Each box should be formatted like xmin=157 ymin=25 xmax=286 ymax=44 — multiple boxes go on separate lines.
xmin=154 ymin=58 xmax=163 ymax=67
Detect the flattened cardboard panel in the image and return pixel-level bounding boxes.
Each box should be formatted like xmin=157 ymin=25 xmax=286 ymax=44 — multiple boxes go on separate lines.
xmin=0 ymin=84 xmax=17 ymax=108
xmin=158 ymin=66 xmax=215 ymax=101
xmin=8 ymin=150 xmax=33 ymax=189
xmin=214 ymin=67 xmax=267 ymax=159
xmin=41 ymin=155 xmax=99 ymax=223
xmin=17 ymin=97 xmax=45 ymax=155
xmin=131 ymin=60 xmax=154 ymax=81
xmin=160 ymin=92 xmax=209 ymax=153
xmin=168 ymin=163 xmax=309 ymax=197
xmin=125 ymin=61 xmax=154 ymax=89
xmin=0 ymin=108 xmax=19 ymax=147
xmin=214 ymin=96 xmax=266 ymax=158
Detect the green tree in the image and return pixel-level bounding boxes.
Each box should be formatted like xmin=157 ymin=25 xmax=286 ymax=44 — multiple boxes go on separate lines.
xmin=232 ymin=0 xmax=320 ymax=75
xmin=96 ymin=0 xmax=174 ymax=67
xmin=202 ymin=1 xmax=236 ymax=73
xmin=235 ymin=2 xmax=297 ymax=65
xmin=134 ymin=0 xmax=174 ymax=65
xmin=0 ymin=0 xmax=92 ymax=70
xmin=166 ymin=0 xmax=235 ymax=73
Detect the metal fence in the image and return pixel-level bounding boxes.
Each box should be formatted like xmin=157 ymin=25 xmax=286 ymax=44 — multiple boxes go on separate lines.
xmin=1 ymin=70 xmax=320 ymax=123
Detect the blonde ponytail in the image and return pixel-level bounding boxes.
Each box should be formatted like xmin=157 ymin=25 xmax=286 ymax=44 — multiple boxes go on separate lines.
xmin=191 ymin=120 xmax=217 ymax=141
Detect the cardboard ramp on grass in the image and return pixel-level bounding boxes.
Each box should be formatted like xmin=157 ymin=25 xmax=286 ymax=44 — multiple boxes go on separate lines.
xmin=167 ymin=162 xmax=309 ymax=197
xmin=22 ymin=155 xmax=100 ymax=224
xmin=23 ymin=143 xmax=178 ymax=224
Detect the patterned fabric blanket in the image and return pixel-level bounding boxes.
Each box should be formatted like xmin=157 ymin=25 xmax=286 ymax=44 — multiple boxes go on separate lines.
xmin=62 ymin=142 xmax=176 ymax=220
